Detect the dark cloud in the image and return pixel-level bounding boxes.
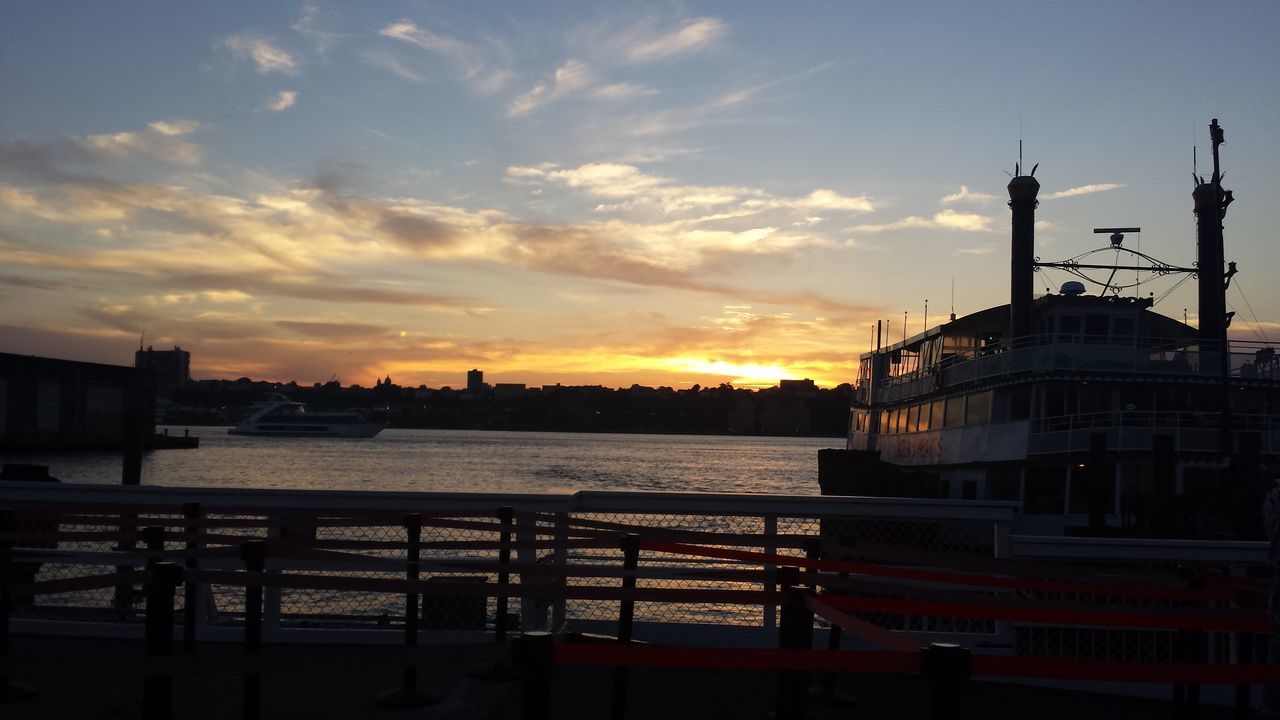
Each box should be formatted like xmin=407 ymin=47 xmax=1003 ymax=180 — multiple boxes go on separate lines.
xmin=276 ymin=320 xmax=392 ymax=340
xmin=377 ymin=211 xmax=458 ymax=250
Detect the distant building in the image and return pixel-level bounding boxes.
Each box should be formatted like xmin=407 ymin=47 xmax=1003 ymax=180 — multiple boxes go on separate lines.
xmin=0 ymin=353 xmax=154 ymax=451
xmin=135 ymin=345 xmax=190 ymax=397
xmin=493 ymin=383 xmax=526 ymax=399
xmin=778 ymin=378 xmax=817 ymax=397
xmin=466 ymin=369 xmax=485 ymax=393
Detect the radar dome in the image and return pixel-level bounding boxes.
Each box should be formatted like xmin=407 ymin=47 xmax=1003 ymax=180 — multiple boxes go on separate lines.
xmin=1060 ymin=281 xmax=1086 ymax=296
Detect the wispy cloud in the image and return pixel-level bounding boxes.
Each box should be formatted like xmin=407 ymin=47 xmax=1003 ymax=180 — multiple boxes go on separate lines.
xmin=941 ymin=185 xmax=995 ymax=205
xmin=80 ymin=120 xmax=204 ymax=165
xmin=361 ymin=50 xmax=425 ymax=82
xmin=846 ymin=209 xmax=993 ymax=233
xmin=507 ymin=60 xmax=593 ymax=117
xmin=290 ymin=4 xmax=342 ymax=56
xmin=1043 ymin=183 xmax=1125 ymax=200
xmin=378 ymin=19 xmax=510 ymax=94
xmin=222 ymin=33 xmax=298 ymax=75
xmin=266 ymin=91 xmax=298 ymax=112
xmin=623 ymin=17 xmax=727 ymax=63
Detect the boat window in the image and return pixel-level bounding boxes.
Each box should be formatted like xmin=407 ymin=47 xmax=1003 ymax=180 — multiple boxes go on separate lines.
xmin=1058 ymin=315 xmax=1081 ymax=342
xmin=1024 ymin=468 xmax=1065 ymax=514
xmin=907 ymin=405 xmax=919 ymax=432
xmin=1068 ymin=465 xmax=1115 ymax=515
xmin=896 ymin=408 xmax=906 ymax=433
xmin=944 ymin=395 xmax=965 ymax=427
xmin=1085 ymin=314 xmax=1108 ymax=343
xmin=928 ymin=399 xmax=943 ymax=430
xmin=1112 ymin=316 xmax=1136 ymax=339
xmin=964 ymin=391 xmax=991 ymax=425
xmin=987 ymin=467 xmax=1020 ymax=501
xmin=1009 ymin=386 xmax=1030 ymax=421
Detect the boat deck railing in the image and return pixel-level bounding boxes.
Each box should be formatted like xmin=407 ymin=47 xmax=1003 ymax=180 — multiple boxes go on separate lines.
xmin=1028 ymin=410 xmax=1280 ymax=456
xmin=858 ymin=336 xmax=1279 ymax=405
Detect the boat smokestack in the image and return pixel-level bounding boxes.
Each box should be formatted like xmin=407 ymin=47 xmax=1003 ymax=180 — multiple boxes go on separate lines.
xmin=1008 ymin=171 xmax=1040 ymax=343
xmin=1193 ymin=118 xmax=1232 ymax=361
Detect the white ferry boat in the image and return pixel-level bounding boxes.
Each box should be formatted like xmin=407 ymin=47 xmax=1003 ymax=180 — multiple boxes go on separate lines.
xmin=827 ymin=119 xmax=1278 ymax=538
xmin=228 ymin=393 xmax=383 ymax=438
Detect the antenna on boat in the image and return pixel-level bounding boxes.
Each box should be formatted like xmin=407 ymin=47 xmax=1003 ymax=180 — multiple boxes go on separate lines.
xmin=902 ymin=311 xmax=908 ymax=344
xmin=950 ymin=277 xmax=956 ymax=321
xmin=923 ymin=299 xmax=928 ymax=334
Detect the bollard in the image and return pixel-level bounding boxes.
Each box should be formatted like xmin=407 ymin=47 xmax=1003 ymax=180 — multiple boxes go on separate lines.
xmin=241 ymin=540 xmax=265 ymax=720
xmin=182 ymin=503 xmax=200 ymax=654
xmin=0 ymin=508 xmax=36 ymax=702
xmin=515 ymin=631 xmax=553 ymax=720
xmin=376 ymin=513 xmax=442 ymax=708
xmin=921 ymin=642 xmax=970 ymax=720
xmin=610 ymin=533 xmax=640 ymax=720
xmin=143 ymin=562 xmax=182 ymax=720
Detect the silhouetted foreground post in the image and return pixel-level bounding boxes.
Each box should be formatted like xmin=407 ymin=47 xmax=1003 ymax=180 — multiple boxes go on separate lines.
xmin=921 ymin=642 xmax=970 ymax=720
xmin=474 ymin=506 xmax=519 ymax=681
xmin=143 ymin=562 xmax=181 ymax=720
xmin=0 ymin=508 xmax=36 ymax=702
xmin=182 ymin=502 xmax=200 ymax=654
xmin=611 ymin=533 xmax=640 ymax=720
xmin=241 ymin=540 xmax=265 ymax=720
xmin=515 ymin=631 xmax=552 ymax=720
xmin=774 ymin=566 xmax=813 ymax=720
xmin=376 ymin=513 xmax=442 ymax=708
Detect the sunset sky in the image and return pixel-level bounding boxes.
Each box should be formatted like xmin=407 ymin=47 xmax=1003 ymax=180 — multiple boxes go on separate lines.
xmin=2 ymin=2 xmax=1278 ymax=389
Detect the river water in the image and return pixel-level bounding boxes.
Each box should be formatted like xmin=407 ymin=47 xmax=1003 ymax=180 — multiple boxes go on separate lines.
xmin=8 ymin=427 xmax=840 ymax=496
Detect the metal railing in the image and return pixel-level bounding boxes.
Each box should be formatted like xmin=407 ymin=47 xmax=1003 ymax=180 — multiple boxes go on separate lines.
xmin=856 ymin=336 xmax=1279 ymax=405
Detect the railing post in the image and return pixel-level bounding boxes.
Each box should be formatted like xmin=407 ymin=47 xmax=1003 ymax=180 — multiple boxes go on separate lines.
xmin=143 ymin=526 xmax=165 ymax=568
xmin=921 ymin=642 xmax=970 ymax=720
xmin=763 ymin=514 xmax=778 ymax=631
xmin=496 ymin=506 xmax=513 ymax=644
xmin=182 ymin=502 xmax=200 ymax=653
xmin=377 ymin=513 xmax=441 ymax=707
xmin=515 ymin=631 xmax=553 ymax=720
xmin=551 ymin=511 xmax=569 ymax=631
xmin=0 ymin=507 xmax=36 ymax=703
xmin=143 ymin=562 xmax=182 ymax=720
xmin=611 ymin=532 xmax=640 ymax=720
xmin=240 ymin=540 xmax=265 ymax=720
xmin=774 ymin=567 xmax=812 ymax=720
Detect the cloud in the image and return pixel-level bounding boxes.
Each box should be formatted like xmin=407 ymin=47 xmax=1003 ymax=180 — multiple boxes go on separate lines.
xmin=847 ymin=209 xmax=993 ymax=233
xmin=1043 ymin=183 xmax=1125 ymax=200
xmin=291 ymin=4 xmax=342 ymax=56
xmin=510 ymin=162 xmax=875 ymax=219
xmin=378 ymin=19 xmax=509 ymax=94
xmin=507 ymin=60 xmax=593 ymax=116
xmin=361 ymin=50 xmax=425 ymax=82
xmin=276 ymin=320 xmax=391 ymax=340
xmin=222 ymin=33 xmax=298 ymax=75
xmin=593 ymin=82 xmax=657 ymax=100
xmin=941 ymin=185 xmax=995 ymax=205
xmin=266 ymin=91 xmax=298 ymax=112
xmin=624 ymin=17 xmax=727 ymax=62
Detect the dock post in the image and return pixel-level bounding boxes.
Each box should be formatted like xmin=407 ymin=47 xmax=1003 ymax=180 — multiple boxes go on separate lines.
xmin=0 ymin=508 xmax=36 ymax=702
xmin=515 ymin=631 xmax=553 ymax=720
xmin=610 ymin=532 xmax=640 ymax=720
xmin=376 ymin=513 xmax=441 ymax=707
xmin=182 ymin=503 xmax=200 ymax=653
xmin=143 ymin=561 xmax=181 ymax=720
xmin=921 ymin=642 xmax=970 ymax=720
xmin=240 ymin=540 xmax=265 ymax=720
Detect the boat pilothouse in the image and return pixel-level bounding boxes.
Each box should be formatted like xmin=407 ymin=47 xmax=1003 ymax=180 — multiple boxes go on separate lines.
xmin=833 ymin=119 xmax=1279 ymax=537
